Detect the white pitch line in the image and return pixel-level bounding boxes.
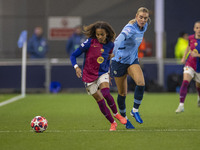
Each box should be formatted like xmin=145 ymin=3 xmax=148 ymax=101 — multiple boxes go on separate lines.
xmin=0 ymin=95 xmax=25 ymax=107
xmin=0 ymin=129 xmax=200 ymax=133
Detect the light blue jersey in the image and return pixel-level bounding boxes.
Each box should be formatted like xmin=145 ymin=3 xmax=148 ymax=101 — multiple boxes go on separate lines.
xmin=112 ymin=22 xmax=148 ymax=64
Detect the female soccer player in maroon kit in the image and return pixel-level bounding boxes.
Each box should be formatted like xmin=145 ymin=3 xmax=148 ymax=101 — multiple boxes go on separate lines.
xmin=176 ymin=21 xmax=200 ymax=113
xmin=70 ymin=21 xmax=127 ymax=131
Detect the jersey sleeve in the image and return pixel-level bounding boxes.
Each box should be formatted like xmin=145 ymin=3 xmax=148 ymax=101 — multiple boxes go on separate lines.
xmin=70 ymin=38 xmax=91 ymax=67
xmin=70 ymin=48 xmax=83 ymax=67
xmin=121 ymin=24 xmax=135 ymax=39
xmin=79 ymin=38 xmax=91 ymax=52
xmin=113 ymin=33 xmax=126 ymax=55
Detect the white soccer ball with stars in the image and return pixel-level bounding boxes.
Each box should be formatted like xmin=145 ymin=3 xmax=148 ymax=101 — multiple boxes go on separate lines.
xmin=31 ymin=116 xmax=48 ymax=133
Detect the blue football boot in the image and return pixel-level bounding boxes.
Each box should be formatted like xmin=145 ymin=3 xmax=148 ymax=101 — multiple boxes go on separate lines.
xmin=125 ymin=119 xmax=135 ymax=129
xmin=130 ymin=110 xmax=143 ymax=124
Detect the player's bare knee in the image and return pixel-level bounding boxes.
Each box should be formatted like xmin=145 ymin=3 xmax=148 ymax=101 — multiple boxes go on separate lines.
xmin=135 ymin=80 xmax=145 ymax=86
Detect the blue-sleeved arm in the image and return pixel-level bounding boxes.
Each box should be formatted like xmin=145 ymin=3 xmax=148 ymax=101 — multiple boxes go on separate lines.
xmin=70 ymin=48 xmax=83 ymax=67
xmin=70 ymin=38 xmax=91 ymax=67
xmin=113 ymin=33 xmax=126 ymax=55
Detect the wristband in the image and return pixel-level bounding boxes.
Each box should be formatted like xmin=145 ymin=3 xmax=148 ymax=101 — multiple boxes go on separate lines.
xmin=74 ymin=64 xmax=78 ymax=69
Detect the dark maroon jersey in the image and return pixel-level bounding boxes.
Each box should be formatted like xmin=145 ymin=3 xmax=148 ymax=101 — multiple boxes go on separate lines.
xmin=79 ymin=38 xmax=114 ymax=83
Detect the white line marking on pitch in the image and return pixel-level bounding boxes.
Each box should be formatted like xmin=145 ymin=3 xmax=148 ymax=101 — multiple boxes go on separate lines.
xmin=0 ymin=95 xmax=25 ymax=107
xmin=0 ymin=129 xmax=200 ymax=133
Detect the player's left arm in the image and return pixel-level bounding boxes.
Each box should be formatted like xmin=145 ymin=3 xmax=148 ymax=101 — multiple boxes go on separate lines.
xmin=190 ymin=49 xmax=200 ymax=58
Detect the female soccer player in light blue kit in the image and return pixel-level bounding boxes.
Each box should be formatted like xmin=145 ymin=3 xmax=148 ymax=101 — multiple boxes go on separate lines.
xmin=111 ymin=7 xmax=150 ymax=129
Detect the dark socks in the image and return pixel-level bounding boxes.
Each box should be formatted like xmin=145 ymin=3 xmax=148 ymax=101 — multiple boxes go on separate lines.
xmin=133 ymin=85 xmax=145 ymax=109
xmin=97 ymin=99 xmax=114 ymax=123
xmin=117 ymin=94 xmax=126 ymax=117
xmin=180 ymin=80 xmax=189 ymax=103
xmin=101 ymin=88 xmax=118 ymax=114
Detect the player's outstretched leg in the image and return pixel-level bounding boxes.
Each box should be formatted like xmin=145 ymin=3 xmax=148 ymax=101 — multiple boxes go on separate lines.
xmin=117 ymin=94 xmax=126 ymax=118
xmin=97 ymin=99 xmax=117 ymax=131
xmin=175 ymin=80 xmax=189 ymax=113
xmin=101 ymin=88 xmax=118 ymax=114
xmin=101 ymin=88 xmax=127 ymax=125
xmin=130 ymin=85 xmax=145 ymax=124
xmin=117 ymin=94 xmax=135 ymax=129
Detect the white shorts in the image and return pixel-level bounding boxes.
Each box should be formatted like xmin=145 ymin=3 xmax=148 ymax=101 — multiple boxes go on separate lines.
xmin=84 ymin=73 xmax=109 ymax=95
xmin=183 ymin=66 xmax=200 ymax=82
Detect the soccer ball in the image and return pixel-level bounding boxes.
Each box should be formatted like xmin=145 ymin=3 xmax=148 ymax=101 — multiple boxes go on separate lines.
xmin=31 ymin=116 xmax=48 ymax=133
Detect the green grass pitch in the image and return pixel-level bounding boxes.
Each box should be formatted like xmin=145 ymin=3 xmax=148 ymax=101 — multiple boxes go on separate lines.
xmin=0 ymin=93 xmax=199 ymax=150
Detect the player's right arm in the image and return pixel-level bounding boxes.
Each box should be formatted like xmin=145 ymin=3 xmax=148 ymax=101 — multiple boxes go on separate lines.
xmin=113 ymin=24 xmax=135 ymax=55
xmin=70 ymin=48 xmax=83 ymax=78
xmin=70 ymin=38 xmax=91 ymax=78
xmin=113 ymin=33 xmax=126 ymax=56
